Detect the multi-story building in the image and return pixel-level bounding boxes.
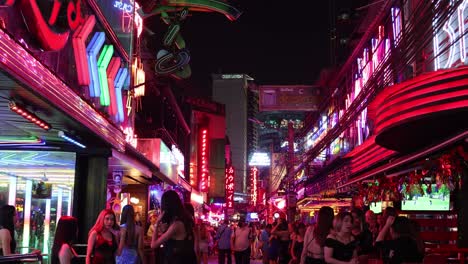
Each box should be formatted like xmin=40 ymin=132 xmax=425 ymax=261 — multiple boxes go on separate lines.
xmin=212 ymin=74 xmax=255 ymax=203
xmin=295 ymin=0 xmax=468 ymax=245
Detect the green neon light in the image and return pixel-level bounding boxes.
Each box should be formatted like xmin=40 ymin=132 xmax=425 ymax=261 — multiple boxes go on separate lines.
xmin=0 ymin=136 xmax=41 ymax=143
xmin=97 ymin=45 xmax=114 ymax=106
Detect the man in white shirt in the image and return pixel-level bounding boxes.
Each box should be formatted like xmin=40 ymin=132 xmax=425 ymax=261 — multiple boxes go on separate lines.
xmin=231 ymin=218 xmax=252 ymax=264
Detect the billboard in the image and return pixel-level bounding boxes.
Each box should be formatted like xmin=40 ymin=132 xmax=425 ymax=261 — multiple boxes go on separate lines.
xmin=259 ymin=85 xmax=321 ymax=111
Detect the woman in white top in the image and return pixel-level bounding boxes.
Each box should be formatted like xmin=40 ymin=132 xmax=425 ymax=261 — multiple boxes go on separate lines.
xmin=231 ymin=219 xmax=252 ymax=264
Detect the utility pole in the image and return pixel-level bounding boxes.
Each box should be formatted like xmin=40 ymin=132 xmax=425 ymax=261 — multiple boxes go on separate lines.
xmin=287 ymin=121 xmax=296 ymax=220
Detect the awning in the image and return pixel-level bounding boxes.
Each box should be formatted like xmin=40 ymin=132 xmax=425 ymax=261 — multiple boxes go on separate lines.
xmin=344 ymin=135 xmax=396 ymax=175
xmin=338 ymin=130 xmax=468 ymax=189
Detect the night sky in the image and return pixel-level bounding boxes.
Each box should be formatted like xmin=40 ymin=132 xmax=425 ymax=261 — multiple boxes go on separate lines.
xmin=173 ymin=1 xmax=332 ymax=97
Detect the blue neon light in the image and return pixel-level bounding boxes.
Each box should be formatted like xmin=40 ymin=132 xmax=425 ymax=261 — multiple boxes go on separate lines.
xmin=114 ymin=68 xmax=128 ymax=123
xmin=86 ymin=32 xmax=105 ymax=97
xmin=58 ymin=131 xmax=86 ymax=149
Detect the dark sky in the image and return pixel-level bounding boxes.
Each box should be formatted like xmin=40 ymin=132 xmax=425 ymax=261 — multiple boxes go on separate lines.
xmin=176 ymin=1 xmax=331 ymax=96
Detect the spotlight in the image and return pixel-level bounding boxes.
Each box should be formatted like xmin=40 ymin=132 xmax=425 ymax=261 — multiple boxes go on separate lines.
xmin=58 ymin=131 xmax=86 ymax=149
xmin=9 ymin=101 xmax=51 ymax=131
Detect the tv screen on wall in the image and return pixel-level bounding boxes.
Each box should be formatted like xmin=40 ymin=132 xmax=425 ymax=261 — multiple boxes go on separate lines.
xmin=401 ymin=184 xmax=450 ymax=211
xmin=369 ymin=201 xmax=382 ymax=214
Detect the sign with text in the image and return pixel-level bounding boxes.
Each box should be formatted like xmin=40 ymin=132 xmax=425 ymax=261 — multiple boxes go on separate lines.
xmin=225 ymin=166 xmax=235 ymax=209
xmin=259 ymin=85 xmax=321 ymax=111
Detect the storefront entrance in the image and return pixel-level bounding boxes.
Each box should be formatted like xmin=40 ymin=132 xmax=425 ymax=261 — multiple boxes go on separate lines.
xmin=0 ymin=150 xmax=75 ymax=256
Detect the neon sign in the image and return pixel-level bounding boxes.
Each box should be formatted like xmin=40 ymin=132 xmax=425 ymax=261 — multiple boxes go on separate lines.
xmin=171 ymin=145 xmax=185 ymax=178
xmin=7 ymin=2 xmax=130 ymax=125
xmin=20 ymin=0 xmax=85 ymax=51
xmin=132 ymin=58 xmax=146 ymax=97
xmin=122 ymin=126 xmax=137 ymax=148
xmin=433 ymin=0 xmax=468 ymax=70
xmin=250 ymin=167 xmax=258 ymax=206
xmin=199 ymin=128 xmax=209 ymax=192
xmin=249 ymin=152 xmax=271 ymax=166
xmin=73 ymin=16 xmax=96 ymax=86
xmin=225 ymin=166 xmax=235 ymax=209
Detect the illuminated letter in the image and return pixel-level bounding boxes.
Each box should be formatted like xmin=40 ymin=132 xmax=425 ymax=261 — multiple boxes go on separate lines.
xmin=458 ymin=0 xmax=468 ymax=63
xmin=97 ymin=45 xmax=114 ymax=106
xmin=72 ymin=15 xmax=95 ymax=86
xmin=115 ymin=68 xmax=128 ymax=123
xmin=107 ymin=57 xmax=121 ymax=116
xmin=86 ymin=32 xmax=105 ymax=97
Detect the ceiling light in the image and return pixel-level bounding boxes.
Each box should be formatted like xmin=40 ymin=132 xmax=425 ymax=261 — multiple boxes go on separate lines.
xmin=58 ymin=131 xmax=86 ymax=149
xmin=9 ymin=101 xmax=51 ymax=131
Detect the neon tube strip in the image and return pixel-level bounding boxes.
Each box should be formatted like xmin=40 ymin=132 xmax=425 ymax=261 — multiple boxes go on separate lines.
xmin=86 ymin=32 xmax=105 ymax=97
xmin=458 ymin=1 xmax=468 ymax=63
xmin=43 ymin=199 xmax=51 ymax=255
xmin=8 ymin=176 xmax=16 ymax=205
xmin=72 ymin=15 xmax=96 ymax=86
xmin=106 ymin=57 xmax=121 ymax=116
xmin=56 ymin=188 xmax=63 ymax=224
xmin=114 ymin=68 xmax=128 ymax=123
xmin=97 ymin=45 xmax=114 ymax=106
xmin=22 ymin=180 xmax=32 ymax=254
xmin=67 ymin=190 xmax=72 ymax=216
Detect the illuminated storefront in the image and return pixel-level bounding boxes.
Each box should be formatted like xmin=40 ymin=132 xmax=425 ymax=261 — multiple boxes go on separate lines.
xmin=0 ymin=151 xmax=75 ymax=255
xmin=0 ymin=0 xmax=148 ymax=259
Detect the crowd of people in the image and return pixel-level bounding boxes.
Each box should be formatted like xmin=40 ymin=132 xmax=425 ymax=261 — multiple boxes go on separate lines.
xmin=0 ymin=192 xmax=426 ymax=264
xmin=213 ymin=206 xmax=425 ymax=264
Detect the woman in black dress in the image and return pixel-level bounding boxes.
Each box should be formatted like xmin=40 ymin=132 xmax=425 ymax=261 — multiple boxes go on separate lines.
xmin=151 ymin=190 xmax=197 ymax=264
xmin=324 ymin=212 xmax=358 ymax=264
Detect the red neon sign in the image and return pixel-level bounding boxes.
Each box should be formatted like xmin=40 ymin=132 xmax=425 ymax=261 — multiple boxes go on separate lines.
xmin=72 ymin=15 xmax=96 ymax=86
xmin=107 ymin=57 xmax=121 ymax=116
xmin=250 ymin=167 xmax=258 ymax=206
xmin=199 ymin=128 xmax=209 ymax=192
xmin=20 ymin=0 xmax=85 ymax=51
xmin=225 ymin=166 xmax=235 ymax=209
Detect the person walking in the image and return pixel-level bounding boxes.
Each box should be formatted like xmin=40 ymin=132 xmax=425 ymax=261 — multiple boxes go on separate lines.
xmin=116 ymin=205 xmax=145 ymax=264
xmin=86 ymin=209 xmax=119 ymax=264
xmin=232 ymin=218 xmax=252 ymax=264
xmin=215 ymin=220 xmax=233 ymax=264
xmin=51 ymin=216 xmax=78 ymax=264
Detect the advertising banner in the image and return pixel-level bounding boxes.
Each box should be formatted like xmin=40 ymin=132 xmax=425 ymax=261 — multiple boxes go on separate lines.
xmin=259 ymin=85 xmax=321 ymax=111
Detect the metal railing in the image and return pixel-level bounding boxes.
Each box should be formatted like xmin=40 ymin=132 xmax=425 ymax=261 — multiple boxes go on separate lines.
xmin=0 ymin=253 xmax=42 ymax=263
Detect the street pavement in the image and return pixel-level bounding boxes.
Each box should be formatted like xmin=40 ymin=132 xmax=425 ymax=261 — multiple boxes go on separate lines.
xmin=208 ymin=254 xmax=263 ymax=264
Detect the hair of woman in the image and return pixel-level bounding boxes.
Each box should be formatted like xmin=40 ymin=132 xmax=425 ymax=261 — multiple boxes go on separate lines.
xmin=89 ymin=209 xmax=119 ymax=236
xmin=184 ymin=202 xmax=195 ymax=220
xmin=161 ymin=190 xmax=194 ymax=238
xmin=161 ymin=190 xmax=190 ymax=224
xmin=334 ymin=211 xmax=354 ymax=233
xmin=120 ymin=205 xmax=136 ymax=246
xmin=351 ymin=208 xmax=364 ymax=231
xmin=391 ymin=216 xmax=413 ymax=237
xmin=313 ymin=206 xmax=334 ymax=247
xmin=51 ymin=216 xmax=78 ymax=264
xmin=0 ymin=205 xmax=15 ymax=233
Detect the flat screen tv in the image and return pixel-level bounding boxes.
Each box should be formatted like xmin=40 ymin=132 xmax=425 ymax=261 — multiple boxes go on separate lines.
xmin=369 ymin=201 xmax=382 ymax=214
xmin=401 ymin=184 xmax=450 ymax=211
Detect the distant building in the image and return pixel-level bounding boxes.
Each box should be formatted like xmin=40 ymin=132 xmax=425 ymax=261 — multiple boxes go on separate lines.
xmin=212 ymin=74 xmax=255 ymax=202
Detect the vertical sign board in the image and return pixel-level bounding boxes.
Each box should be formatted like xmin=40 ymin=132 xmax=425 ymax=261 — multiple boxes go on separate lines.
xmin=225 ymin=166 xmax=235 ymax=209
xmin=199 ymin=128 xmax=209 ymax=192
xmin=250 ymin=167 xmax=258 ymax=206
